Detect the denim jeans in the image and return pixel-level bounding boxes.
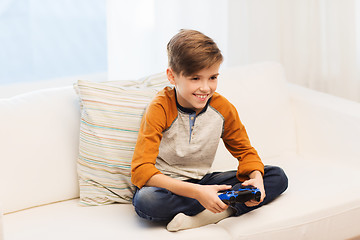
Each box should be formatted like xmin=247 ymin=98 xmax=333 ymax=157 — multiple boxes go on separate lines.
xmin=132 ymin=165 xmax=288 ymax=222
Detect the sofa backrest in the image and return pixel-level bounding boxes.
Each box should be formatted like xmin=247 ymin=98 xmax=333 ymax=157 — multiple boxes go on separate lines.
xmin=0 ymin=86 xmax=80 ymax=213
xmin=0 ymin=62 xmax=297 ymax=213
xmin=213 ymin=62 xmax=297 ymax=170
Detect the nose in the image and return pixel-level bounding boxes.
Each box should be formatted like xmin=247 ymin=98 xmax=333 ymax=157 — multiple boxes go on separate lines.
xmin=199 ymin=79 xmax=210 ymax=92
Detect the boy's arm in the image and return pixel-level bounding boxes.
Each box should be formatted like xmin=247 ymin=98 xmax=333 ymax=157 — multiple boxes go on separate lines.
xmin=220 ymin=101 xmax=264 ymax=181
xmin=212 ymin=95 xmax=265 ymax=206
xmin=211 ymin=94 xmax=264 ymax=180
xmin=222 ymin=105 xmax=265 ymax=206
xmin=228 ymin=124 xmax=264 ymax=181
xmin=131 ymin=101 xmax=165 ymax=188
xmin=146 ymin=174 xmax=231 ymax=213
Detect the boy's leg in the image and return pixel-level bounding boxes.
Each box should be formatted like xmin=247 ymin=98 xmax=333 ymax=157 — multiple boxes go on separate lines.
xmin=166 ymin=170 xmax=244 ymax=231
xmin=232 ymin=165 xmax=288 ymax=216
xmin=167 ymin=209 xmax=233 ymax=232
xmin=132 ymin=186 xmax=205 ymax=222
xmin=134 ymin=166 xmax=287 ymax=229
xmin=132 ymin=170 xmax=241 ymax=222
xmin=167 ymin=165 xmax=288 ymax=231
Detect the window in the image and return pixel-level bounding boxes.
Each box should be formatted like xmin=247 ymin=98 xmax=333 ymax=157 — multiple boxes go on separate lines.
xmin=0 ymin=0 xmax=107 ymax=85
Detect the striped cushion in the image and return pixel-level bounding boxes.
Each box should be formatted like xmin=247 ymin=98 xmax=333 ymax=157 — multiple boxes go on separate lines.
xmin=74 ymin=72 xmax=169 ymax=205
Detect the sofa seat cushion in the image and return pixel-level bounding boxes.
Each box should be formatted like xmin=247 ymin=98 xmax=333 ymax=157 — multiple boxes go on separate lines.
xmin=217 ymin=155 xmax=360 ymax=240
xmin=4 ymin=156 xmax=359 ymax=240
xmin=3 ymin=199 xmax=231 ymax=240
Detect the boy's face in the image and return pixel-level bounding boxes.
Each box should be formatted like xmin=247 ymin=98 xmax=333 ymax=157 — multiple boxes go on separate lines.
xmin=167 ymin=63 xmax=220 ymax=114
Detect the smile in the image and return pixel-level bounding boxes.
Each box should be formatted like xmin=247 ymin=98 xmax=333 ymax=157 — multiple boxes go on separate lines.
xmin=194 ymin=94 xmax=208 ymax=100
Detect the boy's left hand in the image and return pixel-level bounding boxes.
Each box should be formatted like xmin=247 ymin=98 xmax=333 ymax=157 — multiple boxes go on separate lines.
xmin=241 ymin=170 xmax=266 ymax=207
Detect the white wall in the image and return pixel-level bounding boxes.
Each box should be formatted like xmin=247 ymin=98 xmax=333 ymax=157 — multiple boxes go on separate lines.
xmin=107 ymin=0 xmax=360 ymax=103
xmin=106 ymin=0 xmax=229 ymax=80
xmin=107 ymin=0 xmax=285 ymax=79
xmin=227 ymin=0 xmax=282 ymax=66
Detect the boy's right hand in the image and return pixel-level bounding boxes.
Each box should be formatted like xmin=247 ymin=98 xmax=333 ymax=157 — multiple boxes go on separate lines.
xmin=194 ymin=184 xmax=232 ymax=213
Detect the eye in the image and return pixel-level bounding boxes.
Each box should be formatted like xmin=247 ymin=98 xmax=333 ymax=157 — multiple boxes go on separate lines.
xmin=191 ymin=77 xmax=200 ymax=81
xmin=210 ymin=75 xmax=218 ymax=80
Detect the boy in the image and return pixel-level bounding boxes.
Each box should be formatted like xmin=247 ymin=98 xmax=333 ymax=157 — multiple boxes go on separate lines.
xmin=131 ymin=29 xmax=288 ymax=232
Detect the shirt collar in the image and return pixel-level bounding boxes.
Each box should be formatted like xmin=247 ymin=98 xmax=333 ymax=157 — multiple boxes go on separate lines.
xmin=174 ymin=88 xmax=211 ymax=115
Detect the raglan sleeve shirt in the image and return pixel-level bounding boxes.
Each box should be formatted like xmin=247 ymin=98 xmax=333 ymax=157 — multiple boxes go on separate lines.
xmin=131 ymin=88 xmax=265 ymax=188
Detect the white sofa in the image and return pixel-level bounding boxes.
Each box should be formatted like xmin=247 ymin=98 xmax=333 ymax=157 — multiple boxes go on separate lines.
xmin=1 ymin=62 xmax=360 ymax=240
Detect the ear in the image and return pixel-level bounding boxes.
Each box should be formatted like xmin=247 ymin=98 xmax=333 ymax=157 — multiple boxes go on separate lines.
xmin=166 ymin=68 xmax=176 ymax=85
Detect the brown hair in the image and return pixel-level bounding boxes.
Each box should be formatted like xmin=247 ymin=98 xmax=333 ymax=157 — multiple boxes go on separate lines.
xmin=167 ymin=29 xmax=223 ymax=77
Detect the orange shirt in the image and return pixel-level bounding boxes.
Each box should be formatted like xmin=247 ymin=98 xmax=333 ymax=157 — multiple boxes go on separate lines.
xmin=131 ymin=87 xmax=264 ymax=188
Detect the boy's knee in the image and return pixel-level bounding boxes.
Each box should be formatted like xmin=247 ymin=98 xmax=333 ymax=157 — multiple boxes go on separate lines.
xmin=133 ymin=187 xmax=174 ymax=220
xmin=133 ymin=187 xmax=165 ymax=208
xmin=265 ymin=165 xmax=288 ymax=193
xmin=277 ymin=167 xmax=288 ymax=193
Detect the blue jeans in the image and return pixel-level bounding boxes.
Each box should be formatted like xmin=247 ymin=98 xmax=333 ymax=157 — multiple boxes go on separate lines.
xmin=132 ymin=165 xmax=288 ymax=222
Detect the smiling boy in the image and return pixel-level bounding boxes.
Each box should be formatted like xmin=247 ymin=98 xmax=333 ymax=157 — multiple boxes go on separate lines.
xmin=131 ymin=29 xmax=288 ymax=231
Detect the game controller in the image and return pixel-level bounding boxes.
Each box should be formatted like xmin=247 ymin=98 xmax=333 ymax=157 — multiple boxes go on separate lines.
xmin=218 ymin=185 xmax=261 ymax=205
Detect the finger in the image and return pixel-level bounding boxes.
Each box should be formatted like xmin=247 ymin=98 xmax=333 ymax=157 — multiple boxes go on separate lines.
xmin=213 ymin=207 xmax=222 ymax=213
xmin=241 ymin=180 xmax=253 ymax=186
xmin=210 ymin=204 xmax=222 ymax=213
xmin=245 ymin=201 xmax=258 ymax=207
xmin=247 ymin=199 xmax=262 ymax=206
xmin=245 ymin=202 xmax=254 ymax=207
xmin=211 ymin=198 xmax=228 ymax=212
xmin=218 ymin=200 xmax=228 ymax=210
xmin=215 ymin=194 xmax=229 ymax=208
xmin=241 ymin=181 xmax=249 ymax=186
xmin=208 ymin=208 xmax=217 ymax=214
xmin=217 ymin=184 xmax=232 ymax=191
xmin=215 ymin=203 xmax=228 ymax=213
xmin=260 ymin=194 xmax=266 ymax=202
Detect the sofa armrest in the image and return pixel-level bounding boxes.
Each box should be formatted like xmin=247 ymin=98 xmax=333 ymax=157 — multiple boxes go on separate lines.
xmin=288 ymin=83 xmax=360 ymax=163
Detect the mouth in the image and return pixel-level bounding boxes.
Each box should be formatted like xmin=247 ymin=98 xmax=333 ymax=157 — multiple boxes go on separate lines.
xmin=193 ymin=94 xmax=209 ymax=101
